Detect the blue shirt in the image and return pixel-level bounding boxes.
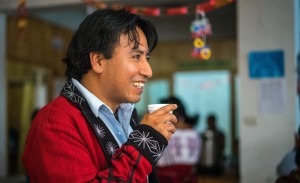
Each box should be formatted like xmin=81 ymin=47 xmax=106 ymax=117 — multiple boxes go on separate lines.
xmin=72 ymin=78 xmax=134 ymax=147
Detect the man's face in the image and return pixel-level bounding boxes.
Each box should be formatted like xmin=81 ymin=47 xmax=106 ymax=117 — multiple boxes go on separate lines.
xmin=100 ymin=27 xmax=153 ymax=109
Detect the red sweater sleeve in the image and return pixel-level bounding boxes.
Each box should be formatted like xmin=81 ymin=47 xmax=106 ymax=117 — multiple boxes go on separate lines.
xmin=22 ymin=97 xmax=167 ymax=183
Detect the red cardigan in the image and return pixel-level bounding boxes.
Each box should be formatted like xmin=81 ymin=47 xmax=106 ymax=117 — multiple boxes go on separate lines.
xmin=22 ymin=96 xmax=166 ymax=183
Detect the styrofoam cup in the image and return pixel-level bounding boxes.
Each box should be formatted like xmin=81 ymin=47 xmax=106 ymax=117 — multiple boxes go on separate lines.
xmin=148 ymin=104 xmax=173 ymax=113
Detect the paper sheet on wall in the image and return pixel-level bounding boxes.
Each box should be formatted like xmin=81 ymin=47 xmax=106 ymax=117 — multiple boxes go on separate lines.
xmin=259 ymin=78 xmax=285 ymax=114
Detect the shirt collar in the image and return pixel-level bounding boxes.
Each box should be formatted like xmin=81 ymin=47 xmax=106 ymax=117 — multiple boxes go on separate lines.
xmin=71 ymin=78 xmax=134 ymax=117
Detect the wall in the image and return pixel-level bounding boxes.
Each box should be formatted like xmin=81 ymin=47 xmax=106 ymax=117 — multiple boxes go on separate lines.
xmin=238 ymin=0 xmax=298 ymax=182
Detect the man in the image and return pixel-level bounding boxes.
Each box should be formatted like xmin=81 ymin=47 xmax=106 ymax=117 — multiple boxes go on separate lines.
xmin=198 ymin=114 xmax=225 ymax=175
xmin=22 ymin=8 xmax=177 ymax=183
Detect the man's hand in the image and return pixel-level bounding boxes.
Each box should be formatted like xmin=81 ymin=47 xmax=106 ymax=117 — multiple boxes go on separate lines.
xmin=140 ymin=104 xmax=177 ymax=140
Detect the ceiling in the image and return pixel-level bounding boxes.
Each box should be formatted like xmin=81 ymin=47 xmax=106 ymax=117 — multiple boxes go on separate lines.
xmin=0 ymin=0 xmax=236 ymax=41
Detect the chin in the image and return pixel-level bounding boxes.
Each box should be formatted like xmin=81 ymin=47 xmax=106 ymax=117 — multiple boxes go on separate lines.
xmin=129 ymin=96 xmax=141 ymax=104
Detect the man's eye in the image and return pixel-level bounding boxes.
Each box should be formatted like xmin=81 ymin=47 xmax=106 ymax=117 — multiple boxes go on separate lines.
xmin=133 ymin=55 xmax=141 ymax=60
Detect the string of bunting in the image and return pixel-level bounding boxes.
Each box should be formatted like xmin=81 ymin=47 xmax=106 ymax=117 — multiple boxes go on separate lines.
xmin=83 ymin=0 xmax=235 ymax=61
xmin=15 ymin=0 xmax=234 ymax=29
xmin=82 ymin=0 xmax=235 ymax=17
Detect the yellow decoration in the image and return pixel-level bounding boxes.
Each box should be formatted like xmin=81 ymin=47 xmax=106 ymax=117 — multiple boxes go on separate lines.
xmin=18 ymin=0 xmax=26 ymax=6
xmin=200 ymin=47 xmax=211 ymax=60
xmin=18 ymin=19 xmax=27 ymax=29
xmin=193 ymin=38 xmax=205 ymax=48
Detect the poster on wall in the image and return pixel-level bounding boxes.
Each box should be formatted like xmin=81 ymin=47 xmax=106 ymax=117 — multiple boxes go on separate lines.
xmin=248 ymin=50 xmax=286 ymax=114
xmin=248 ymin=50 xmax=284 ymax=79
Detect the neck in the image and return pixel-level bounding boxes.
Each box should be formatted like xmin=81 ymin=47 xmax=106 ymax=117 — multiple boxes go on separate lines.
xmin=80 ymin=72 xmax=119 ymax=112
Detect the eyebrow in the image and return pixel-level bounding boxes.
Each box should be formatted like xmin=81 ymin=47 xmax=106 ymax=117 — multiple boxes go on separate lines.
xmin=131 ymin=48 xmax=150 ymax=56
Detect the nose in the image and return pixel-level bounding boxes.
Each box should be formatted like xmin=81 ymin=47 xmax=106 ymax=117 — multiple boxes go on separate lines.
xmin=140 ymin=60 xmax=153 ymax=79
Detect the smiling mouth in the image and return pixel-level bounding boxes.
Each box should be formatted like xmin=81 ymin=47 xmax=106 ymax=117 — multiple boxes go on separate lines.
xmin=132 ymin=82 xmax=145 ymax=89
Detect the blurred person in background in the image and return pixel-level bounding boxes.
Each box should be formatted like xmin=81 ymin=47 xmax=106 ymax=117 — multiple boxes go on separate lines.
xmin=156 ymin=96 xmax=201 ymax=183
xmin=198 ymin=114 xmax=225 ymax=176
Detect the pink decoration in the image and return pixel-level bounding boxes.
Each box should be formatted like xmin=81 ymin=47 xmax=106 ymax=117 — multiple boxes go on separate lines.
xmin=166 ymin=6 xmax=188 ymax=15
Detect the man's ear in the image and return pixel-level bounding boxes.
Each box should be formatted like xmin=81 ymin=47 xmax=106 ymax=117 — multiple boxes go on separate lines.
xmin=90 ymin=52 xmax=104 ymax=73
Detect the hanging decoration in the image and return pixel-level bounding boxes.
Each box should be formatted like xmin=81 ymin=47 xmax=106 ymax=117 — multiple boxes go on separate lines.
xmin=81 ymin=0 xmax=235 ymax=17
xmin=196 ymin=0 xmax=234 ymax=12
xmin=190 ymin=11 xmax=212 ymax=60
xmin=127 ymin=7 xmax=161 ymax=16
xmin=165 ymin=6 xmax=189 ymax=16
xmin=78 ymin=0 xmax=234 ymax=61
xmin=17 ymin=0 xmax=28 ymax=29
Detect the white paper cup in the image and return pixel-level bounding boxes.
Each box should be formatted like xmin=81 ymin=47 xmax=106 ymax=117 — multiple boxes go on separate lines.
xmin=148 ymin=104 xmax=173 ymax=113
xmin=148 ymin=104 xmax=173 ymax=124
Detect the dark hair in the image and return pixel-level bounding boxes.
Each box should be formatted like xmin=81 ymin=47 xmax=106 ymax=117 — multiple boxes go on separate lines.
xmin=62 ymin=8 xmax=158 ymax=81
xmin=207 ymin=114 xmax=216 ymax=122
xmin=296 ymin=147 xmax=300 ymax=166
xmin=160 ymin=96 xmax=199 ymax=127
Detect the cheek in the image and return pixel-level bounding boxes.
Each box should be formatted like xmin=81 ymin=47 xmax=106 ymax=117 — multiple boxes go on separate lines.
xmin=110 ymin=61 xmax=139 ymax=80
xmin=121 ymin=64 xmax=139 ymax=76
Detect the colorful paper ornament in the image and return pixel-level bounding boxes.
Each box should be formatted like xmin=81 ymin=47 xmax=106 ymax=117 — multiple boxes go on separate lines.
xmin=199 ymin=46 xmax=212 ymax=60
xmin=191 ymin=11 xmax=212 ymax=60
xmin=191 ymin=45 xmax=212 ymax=60
xmin=17 ymin=0 xmax=28 ymax=29
xmin=190 ymin=19 xmax=212 ymax=38
xmin=193 ymin=38 xmax=205 ymax=48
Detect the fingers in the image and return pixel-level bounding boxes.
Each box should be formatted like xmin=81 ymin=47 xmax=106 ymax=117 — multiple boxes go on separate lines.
xmin=158 ymin=122 xmax=176 ymax=140
xmin=143 ymin=111 xmax=177 ymax=126
xmin=166 ymin=122 xmax=176 ymax=134
xmin=140 ymin=106 xmax=178 ymax=140
xmin=157 ymin=112 xmax=177 ymax=125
